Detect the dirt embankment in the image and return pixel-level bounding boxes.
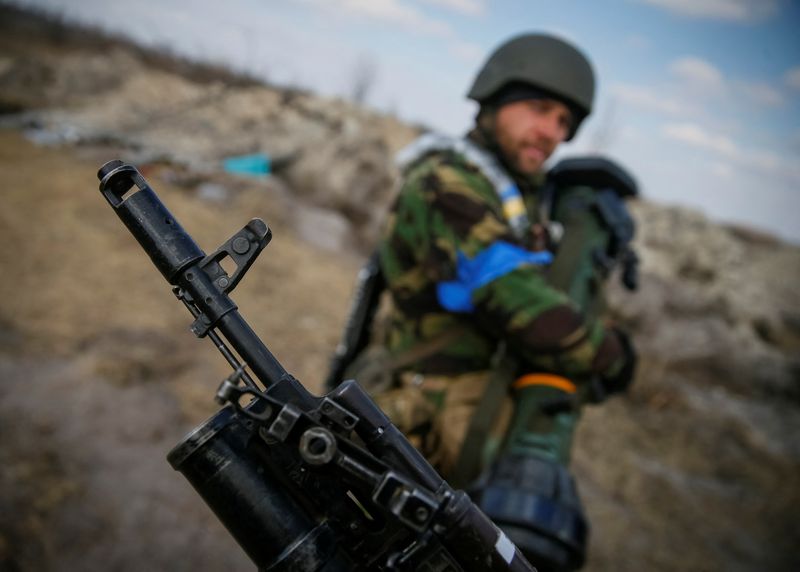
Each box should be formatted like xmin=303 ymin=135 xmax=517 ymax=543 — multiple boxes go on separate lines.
xmin=0 ymin=127 xmax=361 ymax=571
xmin=2 ymin=5 xmax=800 ymax=572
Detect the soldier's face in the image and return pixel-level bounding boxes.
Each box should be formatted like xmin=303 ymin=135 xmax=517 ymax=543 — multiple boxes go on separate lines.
xmin=494 ymin=98 xmax=572 ymax=174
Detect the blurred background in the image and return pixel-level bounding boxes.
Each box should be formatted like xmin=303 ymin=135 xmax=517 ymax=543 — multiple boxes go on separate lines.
xmin=12 ymin=0 xmax=800 ymax=243
xmin=1 ymin=1 xmax=798 ymax=571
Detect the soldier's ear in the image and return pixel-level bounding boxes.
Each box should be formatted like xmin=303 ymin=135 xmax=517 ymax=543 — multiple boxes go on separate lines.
xmin=475 ymin=107 xmax=497 ymax=136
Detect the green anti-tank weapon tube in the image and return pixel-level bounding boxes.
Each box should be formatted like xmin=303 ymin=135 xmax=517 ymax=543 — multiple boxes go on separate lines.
xmin=97 ymin=160 xmax=535 ymax=572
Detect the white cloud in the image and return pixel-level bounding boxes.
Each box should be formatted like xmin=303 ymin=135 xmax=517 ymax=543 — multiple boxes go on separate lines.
xmin=620 ymin=125 xmax=642 ymax=141
xmin=352 ymin=0 xmax=452 ymax=35
xmin=662 ymin=121 xmax=800 ymax=184
xmin=791 ymin=129 xmax=800 ymax=152
xmin=296 ymin=0 xmax=453 ymax=37
xmin=293 ymin=0 xmax=490 ymax=67
xmin=663 ymin=122 xmax=737 ymax=155
xmin=784 ymin=67 xmax=800 ymax=91
xmin=748 ymin=150 xmax=781 ymax=172
xmin=710 ymin=161 xmax=735 ymax=179
xmin=626 ymin=34 xmax=651 ymax=50
xmin=670 ymin=57 xmax=788 ymax=110
xmin=448 ymin=40 xmax=484 ymax=63
xmin=636 ymin=0 xmax=779 ymax=22
xmin=669 ymin=56 xmax=725 ymax=91
xmin=631 ymin=57 xmax=785 ymax=113
xmin=610 ymin=83 xmax=688 ymax=116
xmin=738 ymin=81 xmax=784 ymax=107
xmin=420 ymin=0 xmax=485 ymax=16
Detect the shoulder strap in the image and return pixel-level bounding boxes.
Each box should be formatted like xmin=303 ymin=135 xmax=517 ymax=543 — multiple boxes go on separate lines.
xmin=449 ymin=344 xmax=517 ymax=489
xmin=385 ymin=326 xmax=468 ymax=372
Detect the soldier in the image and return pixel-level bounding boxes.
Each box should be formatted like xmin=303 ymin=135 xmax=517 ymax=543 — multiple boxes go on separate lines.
xmin=371 ymin=33 xmax=639 ymax=571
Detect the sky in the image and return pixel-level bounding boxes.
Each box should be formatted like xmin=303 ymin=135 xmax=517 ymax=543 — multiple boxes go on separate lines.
xmin=17 ymin=0 xmax=800 ymax=243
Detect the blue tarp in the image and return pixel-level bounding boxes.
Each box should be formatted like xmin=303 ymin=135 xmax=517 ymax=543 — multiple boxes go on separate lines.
xmin=223 ymin=153 xmax=271 ymax=176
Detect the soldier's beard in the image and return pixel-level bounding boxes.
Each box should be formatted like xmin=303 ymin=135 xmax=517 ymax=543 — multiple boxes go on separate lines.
xmin=474 ymin=111 xmax=554 ymax=176
xmin=498 ymin=137 xmax=554 ymax=176
xmin=510 ymin=142 xmax=551 ymax=174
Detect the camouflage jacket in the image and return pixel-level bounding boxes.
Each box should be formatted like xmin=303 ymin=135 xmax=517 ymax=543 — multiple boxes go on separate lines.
xmin=378 ymin=136 xmax=625 ymax=381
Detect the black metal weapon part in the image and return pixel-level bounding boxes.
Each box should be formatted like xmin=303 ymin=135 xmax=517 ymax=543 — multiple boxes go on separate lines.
xmin=97 ymin=160 xmax=535 ymax=572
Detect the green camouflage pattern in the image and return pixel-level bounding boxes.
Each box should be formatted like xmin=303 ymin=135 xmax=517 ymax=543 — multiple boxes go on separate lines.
xmin=549 ymin=185 xmax=613 ymax=320
xmin=378 ymin=146 xmax=623 ymax=383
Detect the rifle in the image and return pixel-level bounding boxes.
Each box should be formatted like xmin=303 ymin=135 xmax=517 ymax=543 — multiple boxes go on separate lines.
xmin=96 ymin=160 xmax=535 ymax=572
xmin=323 ymin=250 xmax=384 ymax=391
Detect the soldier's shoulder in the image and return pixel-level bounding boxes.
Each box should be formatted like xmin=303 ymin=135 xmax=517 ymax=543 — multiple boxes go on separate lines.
xmin=402 ymin=150 xmax=495 ymax=200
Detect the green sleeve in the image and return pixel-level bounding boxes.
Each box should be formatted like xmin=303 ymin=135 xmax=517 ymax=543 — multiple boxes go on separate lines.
xmin=383 ymin=156 xmax=622 ymax=379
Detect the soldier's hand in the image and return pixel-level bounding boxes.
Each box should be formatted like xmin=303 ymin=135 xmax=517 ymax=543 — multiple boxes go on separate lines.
xmin=599 ymin=328 xmax=637 ymax=396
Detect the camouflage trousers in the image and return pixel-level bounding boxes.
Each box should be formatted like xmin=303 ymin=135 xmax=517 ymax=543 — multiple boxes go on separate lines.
xmin=372 ymin=370 xmax=512 ymax=479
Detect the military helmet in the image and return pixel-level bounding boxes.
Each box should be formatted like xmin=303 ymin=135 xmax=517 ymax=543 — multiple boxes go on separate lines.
xmin=467 ymin=33 xmax=595 ymax=140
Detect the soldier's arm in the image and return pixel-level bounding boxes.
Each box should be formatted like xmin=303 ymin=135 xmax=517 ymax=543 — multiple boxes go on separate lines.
xmin=407 ymin=158 xmax=626 ymax=381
